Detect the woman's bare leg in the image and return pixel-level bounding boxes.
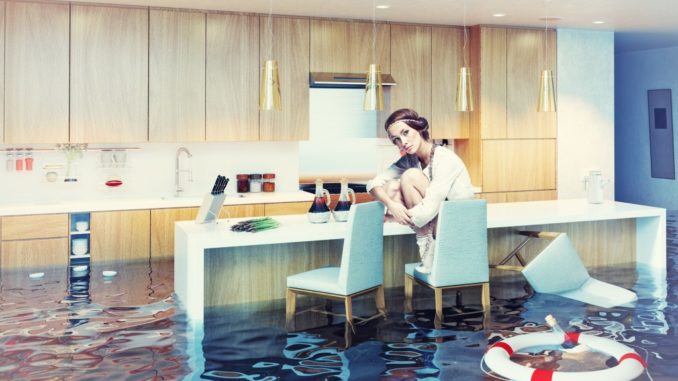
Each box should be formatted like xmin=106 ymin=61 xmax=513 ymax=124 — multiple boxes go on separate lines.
xmin=399 ymin=169 xmax=437 ymax=273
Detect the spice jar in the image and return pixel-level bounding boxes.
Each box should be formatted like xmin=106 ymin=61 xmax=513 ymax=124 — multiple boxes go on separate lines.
xmin=263 ymin=173 xmax=276 ymax=192
xmin=249 ymin=174 xmax=263 ymax=193
xmin=25 ymin=149 xmax=34 ymax=171
xmin=236 ymin=174 xmax=250 ymax=193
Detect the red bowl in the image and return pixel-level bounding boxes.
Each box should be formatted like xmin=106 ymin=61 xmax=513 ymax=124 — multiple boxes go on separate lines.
xmin=105 ymin=179 xmax=123 ymax=187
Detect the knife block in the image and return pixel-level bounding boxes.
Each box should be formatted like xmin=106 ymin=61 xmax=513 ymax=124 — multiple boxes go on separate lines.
xmin=195 ymin=192 xmax=227 ymax=224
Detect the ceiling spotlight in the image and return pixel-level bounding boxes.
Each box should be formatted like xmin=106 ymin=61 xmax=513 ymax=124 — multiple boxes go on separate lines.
xmin=593 ymin=20 xmax=605 ymax=24
xmin=376 ymin=4 xmax=390 ymax=9
xmin=492 ymin=13 xmax=506 ymax=17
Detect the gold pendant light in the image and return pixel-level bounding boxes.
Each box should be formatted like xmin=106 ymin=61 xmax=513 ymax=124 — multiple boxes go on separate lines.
xmin=260 ymin=0 xmax=281 ymax=112
xmin=364 ymin=64 xmax=384 ymax=111
xmin=455 ymin=0 xmax=473 ymax=112
xmin=364 ymin=0 xmax=384 ymax=111
xmin=537 ymin=0 xmax=556 ymax=112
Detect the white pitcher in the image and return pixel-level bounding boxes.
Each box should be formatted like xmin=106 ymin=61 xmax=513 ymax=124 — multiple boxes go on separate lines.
xmin=583 ymin=170 xmax=609 ymax=204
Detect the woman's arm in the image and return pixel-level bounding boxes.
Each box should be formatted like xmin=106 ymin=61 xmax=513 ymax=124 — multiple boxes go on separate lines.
xmin=367 ymin=161 xmax=412 ymax=225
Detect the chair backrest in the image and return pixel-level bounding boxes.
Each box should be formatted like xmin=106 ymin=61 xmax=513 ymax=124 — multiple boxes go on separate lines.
xmin=522 ymin=233 xmax=590 ymax=293
xmin=429 ymin=199 xmax=488 ymax=286
xmin=337 ymin=201 xmax=385 ymax=295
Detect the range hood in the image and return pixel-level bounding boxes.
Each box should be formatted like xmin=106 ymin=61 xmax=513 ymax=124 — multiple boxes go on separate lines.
xmin=309 ymin=72 xmax=397 ymax=88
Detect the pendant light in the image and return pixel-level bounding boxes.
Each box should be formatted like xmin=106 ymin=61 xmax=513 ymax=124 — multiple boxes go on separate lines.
xmin=364 ymin=0 xmax=384 ymax=111
xmin=537 ymin=0 xmax=556 ymax=112
xmin=260 ymin=0 xmax=281 ymax=111
xmin=455 ymin=0 xmax=473 ymax=112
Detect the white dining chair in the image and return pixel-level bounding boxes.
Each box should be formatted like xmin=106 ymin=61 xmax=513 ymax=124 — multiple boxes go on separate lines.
xmin=286 ymin=201 xmax=386 ymax=331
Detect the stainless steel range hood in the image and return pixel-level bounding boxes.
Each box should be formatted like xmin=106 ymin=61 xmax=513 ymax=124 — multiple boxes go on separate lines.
xmin=309 ymin=72 xmax=397 ymax=88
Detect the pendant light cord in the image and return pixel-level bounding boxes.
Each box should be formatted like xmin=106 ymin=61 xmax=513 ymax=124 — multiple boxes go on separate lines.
xmin=544 ymin=0 xmax=549 ymax=69
xmin=463 ymin=0 xmax=468 ymax=67
xmin=267 ymin=0 xmax=273 ymax=61
xmin=372 ymin=0 xmax=376 ymax=64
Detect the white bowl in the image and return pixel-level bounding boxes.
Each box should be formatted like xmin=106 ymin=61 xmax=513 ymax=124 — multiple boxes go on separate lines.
xmin=29 ymin=272 xmax=45 ymax=279
xmin=73 ymin=265 xmax=88 ymax=272
xmin=102 ymin=270 xmax=117 ymax=277
xmin=75 ymin=221 xmax=89 ymax=232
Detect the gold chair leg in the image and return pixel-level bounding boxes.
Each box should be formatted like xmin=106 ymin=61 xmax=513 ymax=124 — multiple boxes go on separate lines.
xmin=375 ymin=285 xmax=387 ymax=318
xmin=404 ymin=275 xmax=414 ymax=313
xmin=434 ymin=287 xmax=444 ymax=323
xmin=481 ymin=283 xmax=491 ymax=311
xmin=285 ymin=289 xmax=296 ymax=331
xmin=344 ymin=296 xmax=355 ymax=333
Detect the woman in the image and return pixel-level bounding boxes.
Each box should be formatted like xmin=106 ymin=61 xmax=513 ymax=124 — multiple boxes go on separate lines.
xmin=367 ymin=108 xmax=474 ymax=273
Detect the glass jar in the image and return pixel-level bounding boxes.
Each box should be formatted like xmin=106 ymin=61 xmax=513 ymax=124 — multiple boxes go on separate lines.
xmin=236 ymin=174 xmax=250 ymax=193
xmin=263 ymin=173 xmax=276 ymax=192
xmin=249 ymin=174 xmax=263 ymax=193
xmin=15 ymin=149 xmax=24 ymax=171
xmin=25 ymin=149 xmax=34 ymax=171
xmin=5 ymin=149 xmax=14 ymax=172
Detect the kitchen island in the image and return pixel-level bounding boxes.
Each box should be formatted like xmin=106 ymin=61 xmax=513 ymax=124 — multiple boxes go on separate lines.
xmin=175 ymin=199 xmax=665 ymax=323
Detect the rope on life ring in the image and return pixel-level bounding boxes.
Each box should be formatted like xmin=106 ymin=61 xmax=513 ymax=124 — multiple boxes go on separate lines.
xmin=483 ymin=331 xmax=646 ymax=381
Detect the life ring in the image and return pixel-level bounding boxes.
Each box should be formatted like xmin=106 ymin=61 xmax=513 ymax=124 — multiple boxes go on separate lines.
xmin=483 ymin=331 xmax=646 ymax=381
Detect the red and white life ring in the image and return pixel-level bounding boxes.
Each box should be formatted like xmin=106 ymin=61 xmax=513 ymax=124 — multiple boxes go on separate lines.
xmin=483 ymin=331 xmax=646 ymax=381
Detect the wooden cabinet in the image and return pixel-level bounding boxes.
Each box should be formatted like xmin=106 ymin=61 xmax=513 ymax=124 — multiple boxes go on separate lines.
xmin=70 ymin=5 xmax=148 ymax=143
xmin=479 ymin=190 xmax=557 ymax=203
xmin=150 ymin=9 xmax=206 ymax=142
xmin=390 ymin=24 xmax=432 ymax=119
xmin=90 ymin=210 xmax=150 ymax=262
xmin=206 ymin=13 xmax=259 ymax=141
xmin=482 ymin=139 xmax=556 ymax=192
xmin=0 ymin=214 xmax=70 ymax=268
xmin=310 ymin=19 xmax=390 ymax=73
xmin=431 ymin=26 xmax=468 ymax=139
xmin=4 ymin=2 xmax=69 ymax=144
xmin=259 ymin=16 xmax=310 ymax=141
xmin=264 ymin=202 xmax=309 ymax=216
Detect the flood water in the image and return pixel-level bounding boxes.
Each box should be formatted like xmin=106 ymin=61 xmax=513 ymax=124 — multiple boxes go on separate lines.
xmin=0 ymin=212 xmax=676 ymax=380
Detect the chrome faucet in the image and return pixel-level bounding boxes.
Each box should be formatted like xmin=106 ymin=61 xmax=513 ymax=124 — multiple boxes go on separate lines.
xmin=175 ymin=147 xmax=193 ymax=196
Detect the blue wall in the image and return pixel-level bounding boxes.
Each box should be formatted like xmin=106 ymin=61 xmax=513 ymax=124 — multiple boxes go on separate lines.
xmin=616 ymin=46 xmax=678 ymax=209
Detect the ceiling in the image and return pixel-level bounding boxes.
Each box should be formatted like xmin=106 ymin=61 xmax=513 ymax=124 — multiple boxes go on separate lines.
xmin=69 ymin=0 xmax=678 ymax=52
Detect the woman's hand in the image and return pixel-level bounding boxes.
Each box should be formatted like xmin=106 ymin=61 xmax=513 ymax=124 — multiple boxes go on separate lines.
xmin=386 ymin=201 xmax=413 ymax=225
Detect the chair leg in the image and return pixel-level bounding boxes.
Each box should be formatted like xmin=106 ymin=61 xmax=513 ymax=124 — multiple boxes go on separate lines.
xmin=434 ymin=287 xmax=444 ymax=322
xmin=285 ymin=289 xmax=296 ymax=331
xmin=375 ymin=285 xmax=387 ymax=318
xmin=404 ymin=275 xmax=414 ymax=313
xmin=481 ymin=283 xmax=491 ymax=311
xmin=344 ymin=296 xmax=355 ymax=333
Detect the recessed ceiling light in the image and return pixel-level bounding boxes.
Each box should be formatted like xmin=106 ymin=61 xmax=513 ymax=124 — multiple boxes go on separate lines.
xmin=593 ymin=20 xmax=605 ymax=24
xmin=492 ymin=13 xmax=506 ymax=18
xmin=376 ymin=4 xmax=390 ymax=9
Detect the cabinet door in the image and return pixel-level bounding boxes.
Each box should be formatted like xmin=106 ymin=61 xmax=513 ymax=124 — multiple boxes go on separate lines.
xmin=259 ymin=16 xmax=310 ymax=141
xmin=506 ymin=190 xmax=557 ymax=202
xmin=206 ymin=13 xmax=259 ymax=141
xmin=476 ymin=27 xmax=507 ymax=140
xmin=70 ymin=5 xmax=148 ymax=143
xmin=506 ymin=28 xmax=557 ymax=139
xmin=482 ymin=139 xmax=556 ymax=192
xmin=431 ymin=26 xmax=468 ymax=139
xmin=90 ymin=210 xmax=150 ymax=262
xmin=265 ymin=202 xmax=309 ymax=216
xmin=150 ymin=9 xmax=205 ymax=142
xmin=5 ymin=2 xmax=69 ymax=144
xmin=390 ymin=25 xmax=431 ymax=120
xmin=1 ymin=214 xmax=69 ymax=240
xmin=1 ymin=238 xmax=69 ymax=268
xmin=219 ymin=204 xmax=265 ymax=219
xmin=151 ymin=207 xmax=199 ymax=259
xmin=310 ymin=19 xmax=390 ymax=73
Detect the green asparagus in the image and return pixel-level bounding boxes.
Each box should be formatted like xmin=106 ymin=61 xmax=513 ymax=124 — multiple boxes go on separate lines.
xmin=230 ymin=217 xmax=280 ymax=233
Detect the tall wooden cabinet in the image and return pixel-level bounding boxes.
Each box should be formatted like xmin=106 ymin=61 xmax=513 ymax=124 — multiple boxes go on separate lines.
xmin=310 ymin=19 xmax=390 ymax=73
xmin=206 ymin=13 xmax=259 ymax=141
xmin=464 ymin=26 xmax=557 ymax=201
xmin=431 ymin=26 xmax=468 ymax=139
xmin=390 ymin=24 xmax=432 ymax=120
xmin=149 ymin=9 xmax=206 ymax=142
xmin=70 ymin=5 xmax=148 ymax=143
xmin=259 ymin=16 xmax=310 ymax=141
xmin=4 ymin=2 xmax=69 ymax=144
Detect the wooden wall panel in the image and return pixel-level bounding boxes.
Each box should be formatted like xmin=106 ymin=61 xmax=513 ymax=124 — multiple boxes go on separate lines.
xmin=206 ymin=13 xmax=259 ymax=141
xmin=5 ymin=2 xmax=69 ymax=143
xmin=1 ymin=214 xmax=68 ymax=240
xmin=310 ymin=19 xmax=390 ymax=73
xmin=260 ymin=16 xmax=310 ymax=141
xmin=506 ymin=28 xmax=557 ymax=139
xmin=482 ymin=139 xmax=556 ymax=192
xmin=149 ymin=9 xmax=205 ymax=142
xmin=90 ymin=210 xmax=150 ymax=262
xmin=390 ymin=24 xmax=431 ymax=119
xmin=70 ymin=5 xmax=148 ymax=143
xmin=479 ymin=27 xmax=507 ymax=140
xmin=1 ymin=238 xmax=69 ymax=268
xmin=431 ymin=26 xmax=468 ymax=139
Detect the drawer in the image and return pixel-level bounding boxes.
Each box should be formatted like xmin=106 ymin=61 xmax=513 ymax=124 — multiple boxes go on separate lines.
xmin=1 ymin=214 xmax=69 ymax=240
xmin=1 ymin=237 xmax=69 ymax=268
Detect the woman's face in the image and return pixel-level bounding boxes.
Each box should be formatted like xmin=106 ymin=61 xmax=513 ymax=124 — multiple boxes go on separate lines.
xmin=387 ymin=121 xmax=423 ymax=155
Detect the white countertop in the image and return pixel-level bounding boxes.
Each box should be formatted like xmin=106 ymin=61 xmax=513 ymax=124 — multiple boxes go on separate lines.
xmin=176 ymin=199 xmax=665 ymax=249
xmin=0 ymin=191 xmax=314 ymax=217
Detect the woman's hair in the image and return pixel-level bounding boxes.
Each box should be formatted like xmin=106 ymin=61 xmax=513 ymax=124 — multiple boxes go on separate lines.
xmin=384 ymin=108 xmax=430 ymax=141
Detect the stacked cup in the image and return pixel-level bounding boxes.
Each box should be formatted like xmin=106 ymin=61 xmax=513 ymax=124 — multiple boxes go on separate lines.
xmin=71 ymin=238 xmax=88 ymax=256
